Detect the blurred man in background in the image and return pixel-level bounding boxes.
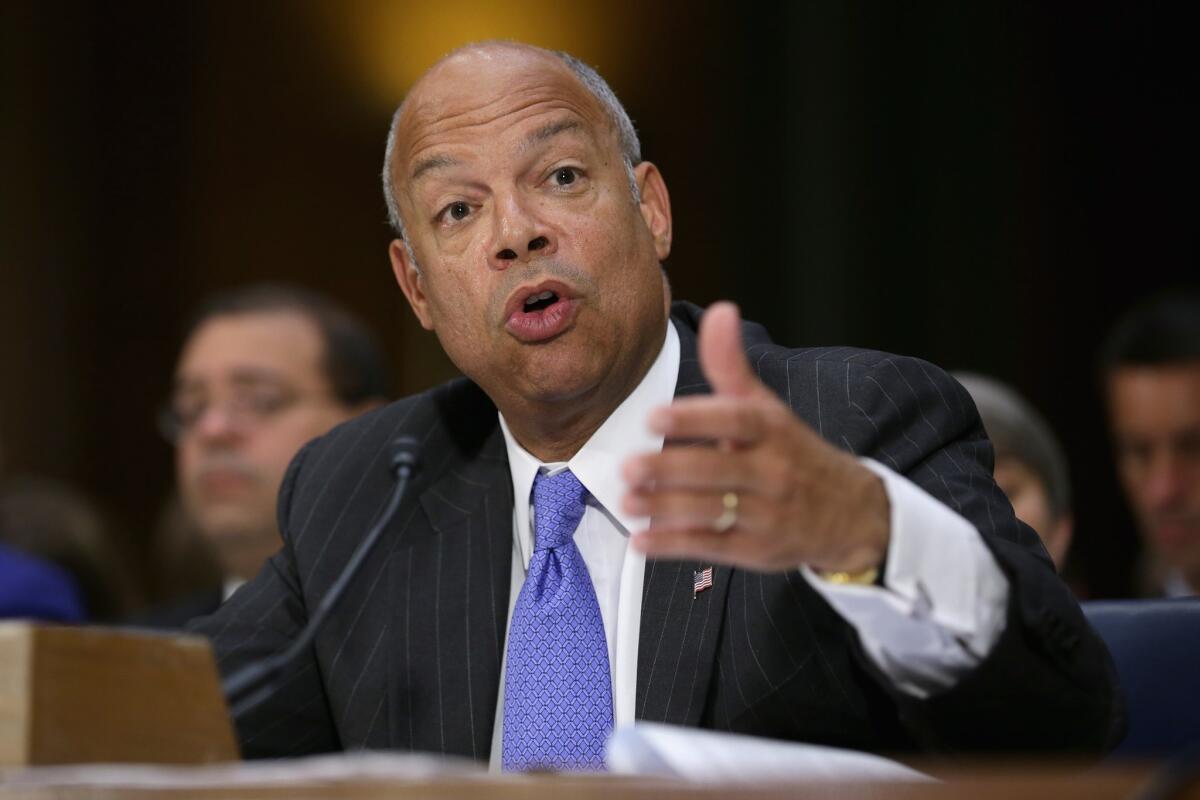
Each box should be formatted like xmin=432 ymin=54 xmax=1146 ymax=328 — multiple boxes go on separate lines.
xmin=1102 ymin=291 xmax=1200 ymax=597
xmin=138 ymin=284 xmax=390 ymax=627
xmin=955 ymin=373 xmax=1073 ymax=571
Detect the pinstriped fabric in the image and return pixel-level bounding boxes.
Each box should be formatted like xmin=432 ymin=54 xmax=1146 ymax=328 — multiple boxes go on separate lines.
xmin=385 ymin=421 xmax=512 ymax=760
xmin=637 ymin=335 xmax=730 ymax=727
xmin=290 ymin=407 xmax=398 ymax=548
xmin=198 ymin=301 xmax=1116 ymax=761
xmin=195 ymin=379 xmax=513 ymax=759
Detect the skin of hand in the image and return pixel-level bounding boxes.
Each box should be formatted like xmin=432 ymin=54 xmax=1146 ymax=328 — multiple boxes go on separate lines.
xmin=622 ymin=302 xmax=891 ymax=574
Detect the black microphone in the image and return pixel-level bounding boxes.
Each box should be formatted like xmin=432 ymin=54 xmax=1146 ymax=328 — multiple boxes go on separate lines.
xmin=221 ymin=435 xmax=421 ymax=720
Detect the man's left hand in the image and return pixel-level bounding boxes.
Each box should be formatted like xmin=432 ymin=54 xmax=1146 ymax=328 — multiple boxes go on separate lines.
xmin=622 ymin=302 xmax=891 ymax=574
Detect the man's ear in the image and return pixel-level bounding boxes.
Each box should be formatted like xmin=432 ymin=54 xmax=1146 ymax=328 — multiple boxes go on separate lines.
xmin=634 ymin=161 xmax=672 ymax=261
xmin=389 ymin=239 xmax=434 ymax=330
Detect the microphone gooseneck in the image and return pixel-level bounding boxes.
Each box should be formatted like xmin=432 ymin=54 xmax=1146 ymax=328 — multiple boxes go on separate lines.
xmin=222 ymin=436 xmax=421 ymax=720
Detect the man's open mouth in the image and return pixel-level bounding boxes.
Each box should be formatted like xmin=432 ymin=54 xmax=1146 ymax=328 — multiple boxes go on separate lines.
xmin=505 ymin=282 xmax=579 ymax=343
xmin=523 ymin=289 xmax=559 ymax=312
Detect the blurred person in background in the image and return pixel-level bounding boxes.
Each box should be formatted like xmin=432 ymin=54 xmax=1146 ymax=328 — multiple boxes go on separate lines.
xmin=955 ymin=373 xmax=1074 ymax=571
xmin=0 ymin=438 xmax=90 ymax=622
xmin=136 ymin=284 xmax=391 ymax=628
xmin=1101 ymin=290 xmax=1200 ymax=597
xmin=0 ymin=475 xmax=131 ymax=621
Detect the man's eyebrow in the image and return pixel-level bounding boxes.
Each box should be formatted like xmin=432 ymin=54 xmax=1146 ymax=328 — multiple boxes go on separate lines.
xmin=227 ymin=368 xmax=289 ymax=387
xmin=410 ymin=154 xmax=460 ymax=182
xmin=520 ymin=119 xmax=582 ymax=153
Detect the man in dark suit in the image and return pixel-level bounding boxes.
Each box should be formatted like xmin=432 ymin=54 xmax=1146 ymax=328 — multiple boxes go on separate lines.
xmin=196 ymin=41 xmax=1122 ymax=767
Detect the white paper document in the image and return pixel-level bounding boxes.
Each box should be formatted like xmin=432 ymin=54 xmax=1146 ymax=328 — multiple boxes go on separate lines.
xmin=3 ymin=751 xmax=483 ymax=789
xmin=606 ymin=722 xmax=934 ymax=784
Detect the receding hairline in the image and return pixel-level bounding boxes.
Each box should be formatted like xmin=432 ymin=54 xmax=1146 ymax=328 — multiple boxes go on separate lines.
xmin=179 ymin=284 xmax=392 ymax=405
xmin=178 ymin=309 xmax=329 ymax=377
xmin=404 ymin=41 xmax=589 ymax=114
xmin=393 ymin=44 xmax=612 ymax=171
xmin=382 ymin=41 xmax=642 ymax=240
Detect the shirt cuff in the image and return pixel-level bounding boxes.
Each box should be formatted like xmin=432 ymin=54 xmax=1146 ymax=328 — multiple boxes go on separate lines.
xmin=800 ymin=458 xmax=1009 ymax=698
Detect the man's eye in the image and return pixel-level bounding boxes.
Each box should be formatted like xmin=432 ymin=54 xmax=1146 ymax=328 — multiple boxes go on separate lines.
xmin=553 ymin=167 xmax=579 ymax=186
xmin=441 ymin=201 xmax=471 ymax=222
xmin=243 ymin=392 xmax=288 ymax=415
xmin=1117 ymin=441 xmax=1150 ymax=466
xmin=173 ymin=400 xmax=205 ymax=428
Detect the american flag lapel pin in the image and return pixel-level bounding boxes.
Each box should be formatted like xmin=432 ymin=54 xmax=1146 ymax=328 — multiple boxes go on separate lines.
xmin=693 ymin=566 xmax=714 ymax=598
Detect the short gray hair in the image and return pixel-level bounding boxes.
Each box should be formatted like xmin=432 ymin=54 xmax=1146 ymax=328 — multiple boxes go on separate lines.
xmin=380 ymin=43 xmax=642 ymax=243
xmin=954 ymin=372 xmax=1072 ymax=519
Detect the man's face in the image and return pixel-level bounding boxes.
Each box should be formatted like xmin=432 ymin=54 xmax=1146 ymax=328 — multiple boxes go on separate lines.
xmin=173 ymin=311 xmax=359 ymax=579
xmin=1107 ymin=362 xmax=1200 ymax=580
xmin=387 ymin=46 xmax=672 ymax=418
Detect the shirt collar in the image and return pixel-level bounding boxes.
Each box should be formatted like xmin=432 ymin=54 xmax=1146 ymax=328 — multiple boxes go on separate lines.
xmin=222 ymin=577 xmax=245 ymax=602
xmin=1164 ymin=570 xmax=1198 ymax=598
xmin=499 ymin=320 xmax=681 ymax=568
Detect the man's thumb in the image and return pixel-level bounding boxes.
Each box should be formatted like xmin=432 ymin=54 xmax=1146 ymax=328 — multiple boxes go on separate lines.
xmin=698 ymin=302 xmax=759 ymax=397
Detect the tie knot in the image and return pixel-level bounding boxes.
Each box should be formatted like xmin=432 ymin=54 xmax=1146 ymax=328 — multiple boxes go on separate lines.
xmin=531 ymin=469 xmax=588 ymax=551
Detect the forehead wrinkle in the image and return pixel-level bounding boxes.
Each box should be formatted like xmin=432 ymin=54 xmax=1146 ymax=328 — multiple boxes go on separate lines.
xmin=410 ymin=154 xmax=460 ymax=183
xmin=519 ymin=119 xmax=583 ymax=155
xmin=397 ymin=78 xmax=606 ymax=175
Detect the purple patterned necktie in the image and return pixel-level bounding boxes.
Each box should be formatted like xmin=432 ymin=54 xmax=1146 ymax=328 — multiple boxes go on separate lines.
xmin=502 ymin=468 xmax=613 ymax=772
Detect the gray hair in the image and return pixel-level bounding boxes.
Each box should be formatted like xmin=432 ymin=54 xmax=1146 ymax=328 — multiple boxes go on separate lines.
xmin=380 ymin=43 xmax=642 ymax=249
xmin=954 ymin=372 xmax=1072 ymax=519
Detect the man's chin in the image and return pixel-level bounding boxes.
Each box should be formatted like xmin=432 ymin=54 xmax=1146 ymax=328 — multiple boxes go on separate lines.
xmin=516 ymin=363 xmax=608 ymax=406
xmin=195 ymin=509 xmax=275 ymax=546
xmin=1148 ymin=525 xmax=1200 ymax=567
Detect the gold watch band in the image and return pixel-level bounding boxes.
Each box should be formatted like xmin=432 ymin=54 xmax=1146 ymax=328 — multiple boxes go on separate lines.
xmin=817 ymin=567 xmax=880 ymax=586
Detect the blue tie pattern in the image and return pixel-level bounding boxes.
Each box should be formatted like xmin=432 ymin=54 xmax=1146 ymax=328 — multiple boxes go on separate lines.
xmin=502 ymin=469 xmax=613 ymax=772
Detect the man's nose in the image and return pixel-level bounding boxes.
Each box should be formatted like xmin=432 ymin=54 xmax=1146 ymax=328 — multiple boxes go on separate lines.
xmin=489 ymin=191 xmax=555 ymax=267
xmin=190 ymin=405 xmax=243 ymax=444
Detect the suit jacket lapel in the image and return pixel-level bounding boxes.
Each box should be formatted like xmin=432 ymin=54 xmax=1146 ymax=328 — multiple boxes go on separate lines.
xmin=385 ymin=417 xmax=513 ymax=760
xmin=636 ymin=310 xmax=733 ymax=726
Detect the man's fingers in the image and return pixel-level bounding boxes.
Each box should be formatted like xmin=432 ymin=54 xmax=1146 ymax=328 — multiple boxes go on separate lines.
xmin=648 ymin=395 xmax=793 ymax=444
xmin=623 ymin=446 xmax=759 ymax=490
xmin=623 ymin=486 xmax=755 ymax=527
xmin=698 ymin=301 xmax=760 ymax=398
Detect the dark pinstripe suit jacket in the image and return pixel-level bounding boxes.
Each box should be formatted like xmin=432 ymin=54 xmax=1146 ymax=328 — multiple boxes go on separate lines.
xmin=195 ymin=301 xmax=1123 ymax=761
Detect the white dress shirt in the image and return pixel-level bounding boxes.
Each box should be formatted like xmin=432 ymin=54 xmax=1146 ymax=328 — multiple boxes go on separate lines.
xmin=489 ymin=320 xmax=1009 ymax=769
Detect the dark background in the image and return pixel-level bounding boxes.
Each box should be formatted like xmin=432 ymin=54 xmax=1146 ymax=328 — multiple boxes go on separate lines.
xmin=1 ymin=1 xmax=1195 ymax=604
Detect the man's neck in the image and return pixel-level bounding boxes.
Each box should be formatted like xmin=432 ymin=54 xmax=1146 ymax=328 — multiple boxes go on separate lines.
xmin=220 ymin=537 xmax=279 ymax=584
xmin=503 ymin=405 xmax=609 ymax=463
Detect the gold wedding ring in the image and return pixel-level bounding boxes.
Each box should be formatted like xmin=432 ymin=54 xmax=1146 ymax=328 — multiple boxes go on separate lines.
xmin=712 ymin=491 xmax=739 ymax=533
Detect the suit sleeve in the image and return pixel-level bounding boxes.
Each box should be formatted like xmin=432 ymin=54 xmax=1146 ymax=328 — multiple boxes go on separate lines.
xmin=834 ymin=355 xmax=1124 ymax=754
xmin=188 ymin=438 xmax=341 ymax=759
